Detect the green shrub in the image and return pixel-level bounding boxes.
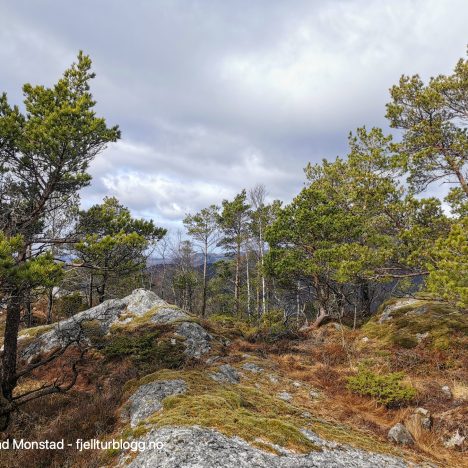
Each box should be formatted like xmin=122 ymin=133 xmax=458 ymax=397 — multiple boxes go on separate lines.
xmin=426 ymin=219 xmax=468 ymax=309
xmin=210 ymin=314 xmax=259 ymax=338
xmin=103 ymin=327 xmax=186 ymax=373
xmin=391 ymin=333 xmax=418 ymax=349
xmin=81 ymin=319 xmax=107 ymax=347
xmin=260 ymin=309 xmax=287 ymax=334
xmin=55 ymin=292 xmax=87 ymax=318
xmin=347 ymin=366 xmax=416 ymax=407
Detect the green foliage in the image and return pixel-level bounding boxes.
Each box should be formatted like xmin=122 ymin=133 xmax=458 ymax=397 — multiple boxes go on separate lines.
xmin=218 ymin=190 xmax=251 ymax=313
xmin=347 ymin=366 xmax=416 ymax=407
xmin=172 ymin=270 xmax=198 ymax=295
xmin=265 ymin=126 xmax=450 ymax=319
xmin=426 ymin=219 xmax=468 ymax=309
xmin=390 ymin=334 xmax=418 ymax=349
xmin=0 ymin=51 xmax=120 ymax=238
xmin=207 ymin=260 xmax=236 ymax=314
xmin=0 ymin=232 xmax=63 ymax=293
xmin=386 ymin=50 xmax=468 ymax=210
xmin=54 ymin=292 xmax=87 ymax=318
xmin=260 ymin=309 xmax=287 ymax=335
xmin=0 ymin=52 xmax=121 ymax=428
xmin=183 ymin=205 xmax=219 ymax=247
xmin=265 ymin=148 xmax=400 ymax=315
xmin=183 ymin=205 xmax=220 ymax=315
xmin=218 ymin=190 xmax=251 ymax=253
xmin=74 ymin=197 xmax=166 ymax=302
xmin=78 ymin=196 xmax=164 ymax=239
xmin=209 ymin=313 xmax=258 ymax=339
xmin=103 ymin=327 xmax=186 ymax=373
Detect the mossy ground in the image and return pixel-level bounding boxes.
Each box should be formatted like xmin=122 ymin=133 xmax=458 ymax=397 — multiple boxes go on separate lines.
xmin=121 ymin=362 xmax=412 ymax=459
xmin=18 ymin=323 xmax=54 ymax=338
xmin=130 ymin=368 xmax=316 ymax=453
xmin=362 ymin=300 xmax=468 ymax=352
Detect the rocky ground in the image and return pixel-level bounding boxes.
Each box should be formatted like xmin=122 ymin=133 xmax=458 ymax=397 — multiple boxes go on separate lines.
xmin=4 ymin=289 xmax=467 ymax=467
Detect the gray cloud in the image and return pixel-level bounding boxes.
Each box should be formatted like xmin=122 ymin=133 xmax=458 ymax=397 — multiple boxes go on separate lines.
xmin=1 ymin=0 xmax=467 ymax=231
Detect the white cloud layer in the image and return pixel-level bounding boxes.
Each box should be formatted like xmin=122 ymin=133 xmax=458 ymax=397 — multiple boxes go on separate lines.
xmin=1 ymin=0 xmax=467 ymax=231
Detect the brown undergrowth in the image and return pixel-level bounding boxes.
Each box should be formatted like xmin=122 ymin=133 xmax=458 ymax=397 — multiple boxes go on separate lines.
xmin=259 ymin=319 xmax=467 ymax=467
xmin=0 ymin=298 xmax=466 ymax=467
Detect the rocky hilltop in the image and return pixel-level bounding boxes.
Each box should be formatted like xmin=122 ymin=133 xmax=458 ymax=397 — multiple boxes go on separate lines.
xmin=8 ymin=290 xmax=467 ymax=467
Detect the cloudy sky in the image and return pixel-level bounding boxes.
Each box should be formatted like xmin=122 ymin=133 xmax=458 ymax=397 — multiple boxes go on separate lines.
xmin=1 ymin=0 xmax=467 ymax=231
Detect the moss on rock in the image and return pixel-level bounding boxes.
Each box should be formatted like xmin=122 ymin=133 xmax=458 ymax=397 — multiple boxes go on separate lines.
xmin=362 ymin=299 xmax=468 ymax=352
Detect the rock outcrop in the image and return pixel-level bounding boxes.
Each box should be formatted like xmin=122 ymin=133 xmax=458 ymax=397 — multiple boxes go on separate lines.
xmin=120 ymin=426 xmax=408 ymax=468
xmin=242 ymin=362 xmax=264 ymax=373
xmin=210 ymin=364 xmax=240 ymax=384
xmin=378 ymin=298 xmax=420 ymax=323
xmin=127 ymin=380 xmax=187 ymax=427
xmin=20 ymin=289 xmax=212 ymax=361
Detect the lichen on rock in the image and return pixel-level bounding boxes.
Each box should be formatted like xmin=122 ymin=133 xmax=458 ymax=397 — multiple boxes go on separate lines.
xmin=127 ymin=379 xmax=187 ymax=427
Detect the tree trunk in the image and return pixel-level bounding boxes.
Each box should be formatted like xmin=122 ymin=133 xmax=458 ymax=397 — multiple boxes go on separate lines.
xmin=0 ymin=290 xmax=22 ymax=430
xmin=457 ymin=170 xmax=468 ymax=196
xmin=235 ymin=242 xmax=240 ymax=316
xmin=245 ymin=251 xmax=251 ymax=317
xmin=256 ymin=275 xmax=260 ymax=318
xmin=88 ymin=274 xmax=94 ymax=307
xmin=296 ymin=281 xmax=300 ymax=327
xmin=450 ymin=160 xmax=468 ymax=196
xmin=25 ymin=294 xmax=32 ymax=328
xmin=301 ymin=305 xmax=329 ymax=331
xmin=201 ymin=242 xmax=208 ymax=318
xmin=98 ymin=269 xmax=108 ymax=304
xmin=98 ymin=283 xmax=106 ymax=304
xmin=259 ymin=222 xmax=266 ymax=316
xmin=360 ymin=281 xmax=372 ymax=316
xmin=47 ymin=288 xmax=54 ymax=324
xmin=160 ymin=261 xmax=166 ymax=300
xmin=301 ymin=279 xmax=329 ymax=331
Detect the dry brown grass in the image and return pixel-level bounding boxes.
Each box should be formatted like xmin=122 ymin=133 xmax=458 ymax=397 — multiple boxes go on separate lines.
xmin=452 ymin=381 xmax=468 ymax=400
xmin=261 ymin=323 xmax=468 ymax=467
xmin=0 ymin=346 xmax=143 ymax=468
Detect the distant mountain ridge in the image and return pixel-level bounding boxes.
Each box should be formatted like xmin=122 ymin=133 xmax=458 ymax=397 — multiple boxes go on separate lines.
xmin=148 ymin=252 xmax=227 ymax=267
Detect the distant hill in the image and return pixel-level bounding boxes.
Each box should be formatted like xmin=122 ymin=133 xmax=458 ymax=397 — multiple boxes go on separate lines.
xmin=148 ymin=252 xmax=227 ymax=267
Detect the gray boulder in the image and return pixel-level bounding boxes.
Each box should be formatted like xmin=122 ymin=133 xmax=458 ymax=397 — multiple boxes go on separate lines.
xmin=20 ymin=298 xmax=129 ymax=361
xmin=121 ymin=426 xmax=408 ymax=467
xmin=410 ymin=408 xmax=432 ymax=430
xmin=444 ymin=430 xmax=465 ymax=449
xmin=151 ymin=307 xmax=189 ymax=324
xmin=126 ymin=289 xmax=167 ymax=314
xmin=176 ymin=322 xmax=212 ymax=358
xmin=309 ymin=388 xmax=321 ymax=399
xmin=388 ymin=423 xmax=414 ymax=445
xmin=277 ymin=392 xmax=292 ymax=402
xmin=441 ymin=385 xmax=452 ymax=399
xmin=269 ymin=374 xmax=279 ymax=384
xmin=379 ymin=298 xmax=420 ymax=323
xmin=210 ymin=364 xmax=240 ymax=384
xmin=127 ymin=380 xmax=186 ymax=427
xmin=242 ymin=362 xmax=264 ymax=373
xmin=150 ymin=305 xmax=212 ymax=358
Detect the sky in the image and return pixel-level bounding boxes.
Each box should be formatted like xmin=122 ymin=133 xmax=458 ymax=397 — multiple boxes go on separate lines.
xmin=1 ymin=0 xmax=467 ymax=232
